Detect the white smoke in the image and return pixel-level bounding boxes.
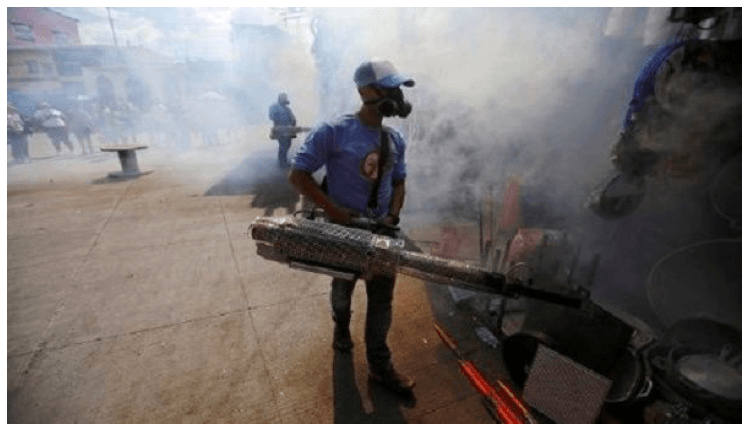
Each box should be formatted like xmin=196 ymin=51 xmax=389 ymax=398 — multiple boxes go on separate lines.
xmin=9 ymin=7 xmax=661 ymax=228
xmin=302 ymin=8 xmax=660 ymax=236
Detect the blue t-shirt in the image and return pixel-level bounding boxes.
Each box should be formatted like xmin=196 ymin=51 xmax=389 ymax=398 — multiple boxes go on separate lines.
xmin=269 ymin=103 xmax=296 ymax=126
xmin=623 ymin=40 xmax=688 ymax=130
xmin=292 ymin=114 xmax=407 ymax=218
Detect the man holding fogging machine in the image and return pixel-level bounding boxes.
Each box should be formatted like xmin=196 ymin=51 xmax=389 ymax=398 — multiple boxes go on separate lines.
xmin=289 ymin=60 xmax=415 ymax=395
xmin=269 ymin=93 xmax=298 ymax=169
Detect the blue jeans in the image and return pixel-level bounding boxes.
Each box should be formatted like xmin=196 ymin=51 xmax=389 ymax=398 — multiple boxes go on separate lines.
xmin=8 ymin=133 xmax=29 ymax=161
xmin=276 ymin=137 xmax=292 ymax=168
xmin=331 ymin=275 xmax=396 ymax=370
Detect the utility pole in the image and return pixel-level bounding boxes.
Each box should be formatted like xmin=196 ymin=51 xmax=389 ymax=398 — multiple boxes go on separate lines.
xmin=107 ymin=7 xmax=119 ymax=47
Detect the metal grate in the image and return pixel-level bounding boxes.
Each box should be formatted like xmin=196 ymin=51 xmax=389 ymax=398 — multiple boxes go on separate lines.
xmin=522 ymin=344 xmax=611 ymax=424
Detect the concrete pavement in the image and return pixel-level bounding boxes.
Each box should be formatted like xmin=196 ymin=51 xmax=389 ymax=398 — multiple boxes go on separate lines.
xmin=7 ymin=130 xmax=497 ymax=423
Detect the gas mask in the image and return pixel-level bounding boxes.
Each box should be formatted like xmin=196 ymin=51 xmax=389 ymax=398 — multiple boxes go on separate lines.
xmin=367 ymin=87 xmax=412 ymax=118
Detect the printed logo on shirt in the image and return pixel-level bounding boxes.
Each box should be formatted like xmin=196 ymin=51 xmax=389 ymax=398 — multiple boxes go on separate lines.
xmin=360 ymin=150 xmax=380 ymax=181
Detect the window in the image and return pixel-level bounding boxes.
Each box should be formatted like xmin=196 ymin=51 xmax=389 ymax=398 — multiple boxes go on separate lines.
xmin=26 ymin=61 xmax=40 ymax=75
xmin=53 ymin=31 xmax=69 ymax=46
xmin=11 ymin=22 xmax=35 ymax=41
xmin=57 ymin=62 xmax=82 ymax=77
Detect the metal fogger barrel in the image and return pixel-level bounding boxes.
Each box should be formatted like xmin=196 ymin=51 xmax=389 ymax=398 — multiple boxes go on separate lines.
xmin=250 ymin=216 xmax=583 ymax=308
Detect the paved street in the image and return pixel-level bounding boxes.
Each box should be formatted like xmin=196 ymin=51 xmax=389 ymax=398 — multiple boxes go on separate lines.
xmin=7 ymin=130 xmax=499 ymax=423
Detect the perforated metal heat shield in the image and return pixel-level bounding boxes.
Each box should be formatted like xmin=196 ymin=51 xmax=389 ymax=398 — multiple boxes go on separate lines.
xmin=523 ymin=344 xmax=612 ymax=424
xmin=251 ymin=216 xmax=507 ymax=290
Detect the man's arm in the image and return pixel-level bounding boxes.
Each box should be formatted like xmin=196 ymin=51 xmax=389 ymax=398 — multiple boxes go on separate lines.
xmin=288 ymin=169 xmax=356 ymax=224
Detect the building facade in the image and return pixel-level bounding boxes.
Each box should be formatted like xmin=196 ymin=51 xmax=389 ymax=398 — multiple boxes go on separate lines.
xmin=7 ymin=7 xmax=81 ymax=47
xmin=8 ymin=44 xmax=180 ymax=115
xmin=7 ymin=7 xmax=241 ymax=117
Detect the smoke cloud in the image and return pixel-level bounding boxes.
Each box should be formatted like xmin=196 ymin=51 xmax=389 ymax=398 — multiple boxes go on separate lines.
xmin=303 ymin=8 xmax=654 ymax=231
xmin=294 ymin=7 xmax=740 ymax=331
xmin=9 ymin=7 xmax=661 ymax=233
xmin=8 ymin=8 xmax=675 ymax=225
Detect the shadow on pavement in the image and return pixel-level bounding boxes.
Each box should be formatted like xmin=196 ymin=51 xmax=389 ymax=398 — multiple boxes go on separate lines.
xmin=333 ymin=351 xmax=415 ymax=424
xmin=205 ymin=155 xmax=299 ymax=216
xmin=90 ymin=171 xmax=155 ymax=184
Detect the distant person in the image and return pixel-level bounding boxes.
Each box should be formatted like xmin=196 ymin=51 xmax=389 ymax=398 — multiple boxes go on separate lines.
xmin=7 ymin=103 xmax=32 ymax=163
xmin=269 ymin=93 xmax=297 ymax=169
xmin=100 ymin=102 xmax=136 ymax=146
xmin=67 ymin=103 xmax=95 ymax=155
xmin=32 ymin=102 xmax=73 ymax=154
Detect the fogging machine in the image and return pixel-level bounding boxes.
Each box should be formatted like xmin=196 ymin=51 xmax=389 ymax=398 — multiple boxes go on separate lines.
xmin=250 ymin=216 xmax=585 ymax=308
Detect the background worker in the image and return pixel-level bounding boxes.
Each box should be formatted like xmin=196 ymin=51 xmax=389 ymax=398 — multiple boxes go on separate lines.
xmin=7 ymin=103 xmax=32 ymax=163
xmin=269 ymin=92 xmax=297 ymax=169
xmin=33 ymin=101 xmax=73 ymax=154
xmin=66 ymin=102 xmax=96 ymax=155
xmin=288 ymin=60 xmax=415 ymax=395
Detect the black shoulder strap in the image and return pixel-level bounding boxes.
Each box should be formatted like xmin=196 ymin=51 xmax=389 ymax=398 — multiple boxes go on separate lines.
xmin=367 ymin=129 xmax=390 ymax=211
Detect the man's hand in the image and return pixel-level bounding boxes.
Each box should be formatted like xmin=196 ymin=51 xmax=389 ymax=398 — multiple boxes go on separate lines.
xmin=381 ymin=214 xmax=399 ymax=226
xmin=289 ymin=169 xmax=358 ymax=224
xmin=326 ymin=204 xmax=358 ymax=225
